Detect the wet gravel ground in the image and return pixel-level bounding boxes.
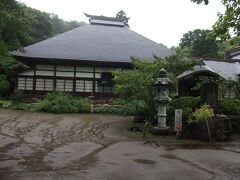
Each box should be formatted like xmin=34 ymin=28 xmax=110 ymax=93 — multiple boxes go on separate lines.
xmin=0 ymin=109 xmax=240 ymax=180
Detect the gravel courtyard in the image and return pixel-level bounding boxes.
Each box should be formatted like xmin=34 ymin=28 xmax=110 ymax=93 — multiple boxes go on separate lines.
xmin=0 ymin=109 xmax=240 ymax=180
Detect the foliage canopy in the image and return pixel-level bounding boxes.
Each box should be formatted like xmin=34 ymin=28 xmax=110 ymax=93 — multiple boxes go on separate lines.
xmin=191 ymin=0 xmax=240 ymax=40
xmin=113 ymin=56 xmax=197 ymax=117
xmin=0 ymin=0 xmax=85 ymax=96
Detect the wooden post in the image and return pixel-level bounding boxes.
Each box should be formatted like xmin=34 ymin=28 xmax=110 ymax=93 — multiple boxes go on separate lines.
xmin=206 ymin=119 xmax=212 ymax=144
xmin=53 ymin=64 xmax=56 ymax=91
xmin=73 ymin=66 xmax=76 ymax=93
xmin=33 ymin=65 xmax=36 ymax=92
xmin=93 ymin=66 xmax=96 ymax=94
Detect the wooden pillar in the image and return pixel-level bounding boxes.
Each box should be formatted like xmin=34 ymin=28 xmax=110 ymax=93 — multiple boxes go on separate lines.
xmin=15 ymin=75 xmax=18 ymax=91
xmin=33 ymin=65 xmax=36 ymax=92
xmin=53 ymin=64 xmax=56 ymax=91
xmin=73 ymin=66 xmax=76 ymax=93
xmin=93 ymin=66 xmax=96 ymax=94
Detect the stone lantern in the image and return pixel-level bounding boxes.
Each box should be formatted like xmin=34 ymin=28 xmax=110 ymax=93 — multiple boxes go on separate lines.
xmin=152 ymin=68 xmax=172 ymax=134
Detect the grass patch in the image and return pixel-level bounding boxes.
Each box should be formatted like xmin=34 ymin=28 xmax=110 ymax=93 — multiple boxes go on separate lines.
xmin=0 ymin=99 xmax=11 ymax=104
xmin=121 ymin=121 xmax=154 ymax=140
xmin=10 ymin=103 xmax=33 ymax=111
xmin=0 ymin=99 xmax=11 ymax=107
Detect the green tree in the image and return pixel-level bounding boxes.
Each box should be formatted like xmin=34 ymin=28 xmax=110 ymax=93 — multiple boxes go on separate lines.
xmin=116 ymin=10 xmax=127 ymax=20
xmin=191 ymin=0 xmax=209 ymax=4
xmin=113 ymin=56 xmax=197 ymax=117
xmin=116 ymin=10 xmax=129 ymax=26
xmin=217 ymin=36 xmax=240 ymax=57
xmin=0 ymin=0 xmax=85 ymax=97
xmin=0 ymin=74 xmax=10 ymax=96
xmin=191 ymin=0 xmax=240 ymax=40
xmin=179 ymin=29 xmax=218 ymax=57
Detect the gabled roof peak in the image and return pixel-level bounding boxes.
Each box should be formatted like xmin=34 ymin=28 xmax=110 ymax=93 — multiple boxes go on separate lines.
xmin=84 ymin=13 xmax=129 ymax=27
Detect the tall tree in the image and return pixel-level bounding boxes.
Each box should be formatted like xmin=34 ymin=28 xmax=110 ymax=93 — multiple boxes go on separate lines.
xmin=191 ymin=0 xmax=240 ymax=40
xmin=179 ymin=29 xmax=218 ymax=57
xmin=0 ymin=0 xmax=85 ymax=96
xmin=116 ymin=10 xmax=129 ymax=26
xmin=116 ymin=10 xmax=127 ymax=19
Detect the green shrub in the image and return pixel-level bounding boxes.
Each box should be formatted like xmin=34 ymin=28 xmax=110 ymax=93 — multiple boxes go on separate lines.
xmin=94 ymin=99 xmax=150 ymax=116
xmin=218 ymin=98 xmax=240 ymax=134
xmin=95 ymin=106 xmax=121 ymax=114
xmin=188 ymin=104 xmax=213 ymax=124
xmin=0 ymin=75 xmax=10 ymax=96
xmin=167 ymin=96 xmax=200 ymax=125
xmin=76 ymin=98 xmax=92 ymax=113
xmin=10 ymin=103 xmax=32 ymax=111
xmin=10 ymin=90 xmax=25 ymax=104
xmin=34 ymin=92 xmax=91 ymax=113
xmin=170 ymin=96 xmax=200 ymax=109
xmin=120 ymin=99 xmax=150 ymax=116
xmin=112 ymin=98 xmax=126 ymax=105
xmin=218 ymin=98 xmax=240 ymax=115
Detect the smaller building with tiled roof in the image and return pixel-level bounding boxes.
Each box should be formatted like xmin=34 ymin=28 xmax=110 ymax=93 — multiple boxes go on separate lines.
xmin=178 ymin=49 xmax=240 ymax=98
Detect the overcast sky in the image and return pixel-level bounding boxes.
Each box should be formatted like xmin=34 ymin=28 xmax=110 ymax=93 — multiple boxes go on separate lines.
xmin=17 ymin=0 xmax=225 ymax=48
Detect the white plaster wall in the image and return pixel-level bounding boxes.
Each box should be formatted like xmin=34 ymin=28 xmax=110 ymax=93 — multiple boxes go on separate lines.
xmin=56 ymin=66 xmax=74 ymax=71
xmin=76 ymin=67 xmax=93 ymax=72
xmin=37 ymin=65 xmax=54 ymax=70
xmin=36 ymin=70 xmax=54 ymax=76
xmin=56 ymin=71 xmax=74 ymax=77
xmin=18 ymin=70 xmax=34 ymax=76
xmin=76 ymin=72 xmax=93 ymax=78
xmin=95 ymin=67 xmax=115 ymax=72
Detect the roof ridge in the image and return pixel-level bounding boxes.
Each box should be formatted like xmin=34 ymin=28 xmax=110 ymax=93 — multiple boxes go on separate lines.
xmin=203 ymin=57 xmax=240 ymax=63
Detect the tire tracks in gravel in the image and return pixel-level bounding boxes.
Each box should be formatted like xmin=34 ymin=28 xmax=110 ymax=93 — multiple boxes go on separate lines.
xmin=0 ymin=113 xmax=123 ymax=172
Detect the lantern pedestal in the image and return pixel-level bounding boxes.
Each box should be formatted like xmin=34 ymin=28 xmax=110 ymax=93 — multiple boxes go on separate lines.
xmin=151 ymin=126 xmax=174 ymax=135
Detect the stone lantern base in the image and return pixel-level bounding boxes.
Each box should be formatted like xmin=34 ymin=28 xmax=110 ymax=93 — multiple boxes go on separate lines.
xmin=151 ymin=126 xmax=175 ymax=135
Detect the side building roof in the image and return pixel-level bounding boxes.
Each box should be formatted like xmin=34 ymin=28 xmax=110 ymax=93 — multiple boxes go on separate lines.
xmin=178 ymin=58 xmax=240 ymax=81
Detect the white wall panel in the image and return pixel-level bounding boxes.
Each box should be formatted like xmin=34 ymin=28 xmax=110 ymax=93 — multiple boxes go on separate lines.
xmin=36 ymin=70 xmax=54 ymax=76
xmin=56 ymin=79 xmax=64 ymax=91
xmin=19 ymin=70 xmax=34 ymax=76
xmin=56 ymin=71 xmax=74 ymax=77
xmin=36 ymin=65 xmax=54 ymax=70
xmin=95 ymin=72 xmax=101 ymax=78
xmin=76 ymin=67 xmax=93 ymax=72
xmin=56 ymin=66 xmax=74 ymax=71
xmin=36 ymin=79 xmax=44 ymax=90
xmin=95 ymin=67 xmax=115 ymax=72
xmin=76 ymin=72 xmax=93 ymax=78
xmin=17 ymin=77 xmax=33 ymax=90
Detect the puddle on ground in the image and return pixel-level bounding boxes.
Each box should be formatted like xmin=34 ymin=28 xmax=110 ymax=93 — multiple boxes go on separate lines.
xmin=163 ymin=143 xmax=240 ymax=155
xmin=122 ymin=153 xmax=132 ymax=156
xmin=164 ymin=143 xmax=223 ymax=151
xmin=160 ymin=154 xmax=217 ymax=176
xmin=133 ymin=159 xmax=156 ymax=165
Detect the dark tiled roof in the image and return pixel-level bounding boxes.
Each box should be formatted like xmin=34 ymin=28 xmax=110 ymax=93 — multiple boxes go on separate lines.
xmin=178 ymin=58 xmax=240 ymax=80
xmin=11 ymin=24 xmax=174 ymax=63
xmin=225 ymin=46 xmax=240 ymax=59
xmin=203 ymin=57 xmax=240 ymax=63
